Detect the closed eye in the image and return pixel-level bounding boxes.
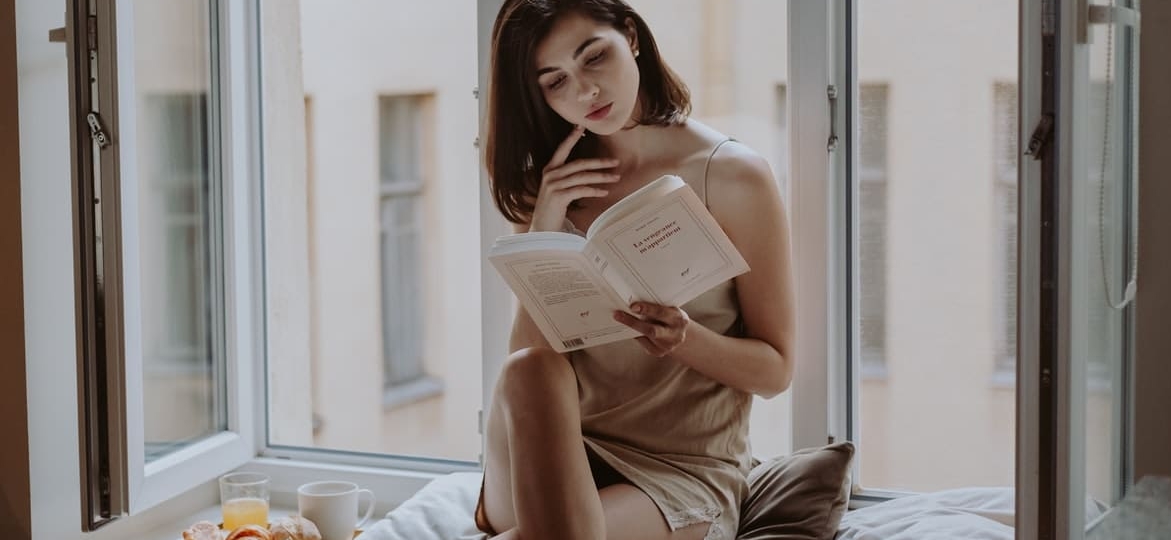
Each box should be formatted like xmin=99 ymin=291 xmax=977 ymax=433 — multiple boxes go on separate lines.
xmin=546 ymin=74 xmax=567 ymax=90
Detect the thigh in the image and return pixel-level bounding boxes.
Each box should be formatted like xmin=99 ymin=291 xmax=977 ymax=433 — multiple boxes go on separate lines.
xmin=598 ymin=483 xmax=711 ymax=540
xmin=490 ymin=483 xmax=712 ymax=540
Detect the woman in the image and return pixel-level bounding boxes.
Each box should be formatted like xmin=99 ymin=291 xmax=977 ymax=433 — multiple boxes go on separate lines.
xmin=479 ymin=1 xmax=796 ymax=538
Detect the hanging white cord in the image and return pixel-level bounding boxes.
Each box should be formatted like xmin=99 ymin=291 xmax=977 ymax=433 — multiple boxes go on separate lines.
xmin=1097 ymin=0 xmax=1139 ymax=310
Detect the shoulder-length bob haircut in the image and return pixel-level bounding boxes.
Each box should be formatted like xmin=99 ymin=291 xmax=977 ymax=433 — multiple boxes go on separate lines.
xmin=485 ymin=0 xmax=691 ymax=224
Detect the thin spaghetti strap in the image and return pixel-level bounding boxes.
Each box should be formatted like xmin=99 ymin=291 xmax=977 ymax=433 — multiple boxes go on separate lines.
xmin=702 ymin=138 xmax=735 ymax=207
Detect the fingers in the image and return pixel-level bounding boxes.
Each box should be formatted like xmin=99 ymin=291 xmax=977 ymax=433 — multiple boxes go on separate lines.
xmin=547 ymin=125 xmax=586 ymax=169
xmin=548 ymin=171 xmax=621 ymax=190
xmin=631 ymin=302 xmax=689 ymax=328
xmin=545 ymin=158 xmax=621 ymax=180
xmin=613 ymin=303 xmax=689 ymax=357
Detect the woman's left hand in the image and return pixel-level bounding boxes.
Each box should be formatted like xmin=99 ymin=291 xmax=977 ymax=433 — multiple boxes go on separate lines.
xmin=614 ymin=302 xmax=691 ymax=358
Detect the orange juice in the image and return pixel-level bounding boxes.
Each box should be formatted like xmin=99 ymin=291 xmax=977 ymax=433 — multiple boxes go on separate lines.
xmin=222 ymin=497 xmax=269 ymax=530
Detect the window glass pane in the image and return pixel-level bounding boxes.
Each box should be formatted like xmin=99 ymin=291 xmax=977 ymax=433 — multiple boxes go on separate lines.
xmin=628 ymin=0 xmax=792 ymax=459
xmin=856 ymin=0 xmax=1017 ymax=491
xmin=267 ymin=2 xmax=481 ymax=460
xmin=134 ymin=0 xmax=227 ymax=462
xmin=1079 ymin=1 xmax=1138 ymax=508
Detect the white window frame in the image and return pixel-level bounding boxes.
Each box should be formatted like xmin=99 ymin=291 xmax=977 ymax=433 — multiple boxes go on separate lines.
xmin=117 ymin=0 xmax=260 ymax=513
xmin=787 ymin=0 xmax=838 ymax=455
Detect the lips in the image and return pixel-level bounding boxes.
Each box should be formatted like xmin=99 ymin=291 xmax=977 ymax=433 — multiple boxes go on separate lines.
xmin=586 ymin=102 xmax=613 ymax=121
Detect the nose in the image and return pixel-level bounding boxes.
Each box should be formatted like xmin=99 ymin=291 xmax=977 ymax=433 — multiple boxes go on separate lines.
xmin=576 ymin=77 xmax=600 ymax=102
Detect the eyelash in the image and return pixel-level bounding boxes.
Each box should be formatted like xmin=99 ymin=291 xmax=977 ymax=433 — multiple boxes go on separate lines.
xmin=545 ymin=50 xmax=607 ymax=91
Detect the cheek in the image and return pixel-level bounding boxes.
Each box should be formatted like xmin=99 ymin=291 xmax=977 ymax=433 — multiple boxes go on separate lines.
xmin=543 ymin=91 xmax=576 ymax=120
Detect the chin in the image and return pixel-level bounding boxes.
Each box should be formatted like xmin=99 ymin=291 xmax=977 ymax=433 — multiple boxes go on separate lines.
xmin=585 ymin=107 xmax=636 ymax=135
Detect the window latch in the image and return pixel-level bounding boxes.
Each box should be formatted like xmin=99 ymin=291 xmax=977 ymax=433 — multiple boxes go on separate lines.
xmin=1024 ymin=113 xmax=1054 ymax=160
xmin=87 ymin=112 xmax=111 ymax=149
xmin=827 ymin=85 xmax=839 ymax=153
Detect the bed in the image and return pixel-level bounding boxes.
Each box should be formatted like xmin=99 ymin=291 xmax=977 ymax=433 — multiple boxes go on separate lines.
xmin=354 ymin=443 xmax=1109 ymax=540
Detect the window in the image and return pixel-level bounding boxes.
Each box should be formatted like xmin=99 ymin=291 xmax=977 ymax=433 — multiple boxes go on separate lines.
xmin=775 ymin=84 xmax=790 ymax=203
xmin=858 ymin=84 xmax=889 ymax=379
xmin=140 ymin=93 xmax=228 ymax=461
xmin=992 ymin=82 xmax=1019 ymax=381
xmin=15 ymin=0 xmax=1146 ymax=537
xmin=852 ymin=0 xmax=1018 ymax=493
xmin=266 ymin=1 xmax=482 ymax=463
xmin=377 ymin=95 xmax=441 ymax=403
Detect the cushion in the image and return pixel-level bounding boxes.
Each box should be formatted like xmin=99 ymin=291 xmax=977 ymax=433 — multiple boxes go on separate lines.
xmin=736 ymin=441 xmax=855 ymax=540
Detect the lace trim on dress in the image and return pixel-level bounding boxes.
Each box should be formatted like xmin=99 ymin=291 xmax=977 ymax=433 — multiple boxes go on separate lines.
xmin=666 ymin=506 xmax=724 ymax=540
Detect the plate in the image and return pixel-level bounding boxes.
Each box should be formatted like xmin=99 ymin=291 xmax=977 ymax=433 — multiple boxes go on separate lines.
xmin=215 ymin=523 xmax=363 ymax=538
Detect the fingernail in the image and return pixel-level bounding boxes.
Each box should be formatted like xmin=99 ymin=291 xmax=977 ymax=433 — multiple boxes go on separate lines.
xmin=632 ymin=304 xmax=643 ymax=313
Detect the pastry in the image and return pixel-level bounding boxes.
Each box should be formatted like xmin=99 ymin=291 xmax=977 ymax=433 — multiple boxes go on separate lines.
xmin=182 ymin=521 xmax=222 ymax=540
xmin=225 ymin=524 xmax=272 ymax=540
xmin=269 ymin=515 xmax=322 ymax=540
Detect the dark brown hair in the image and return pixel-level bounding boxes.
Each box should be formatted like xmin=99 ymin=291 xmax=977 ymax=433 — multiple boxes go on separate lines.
xmin=485 ymin=0 xmax=691 ymax=224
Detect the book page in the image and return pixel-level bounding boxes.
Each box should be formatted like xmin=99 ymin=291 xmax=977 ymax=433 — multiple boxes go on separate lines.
xmin=489 ymin=250 xmax=640 ymax=352
xmin=587 ymin=174 xmax=686 ymax=237
xmin=587 ymin=184 xmax=749 ymax=307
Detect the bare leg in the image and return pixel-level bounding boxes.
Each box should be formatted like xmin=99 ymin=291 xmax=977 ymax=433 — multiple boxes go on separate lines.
xmin=491 ymin=483 xmax=711 ymax=540
xmin=481 ymin=347 xmax=713 ymax=540
xmin=482 ymin=347 xmax=605 ymax=539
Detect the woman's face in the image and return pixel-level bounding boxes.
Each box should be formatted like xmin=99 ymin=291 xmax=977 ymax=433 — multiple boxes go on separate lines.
xmin=533 ymin=12 xmax=641 ymax=136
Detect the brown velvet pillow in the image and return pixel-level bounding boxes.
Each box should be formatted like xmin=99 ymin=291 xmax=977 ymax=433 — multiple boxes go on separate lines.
xmin=736 ymin=441 xmax=855 ymax=540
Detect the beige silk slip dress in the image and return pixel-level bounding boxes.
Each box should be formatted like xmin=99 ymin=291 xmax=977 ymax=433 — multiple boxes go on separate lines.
xmin=479 ymin=139 xmax=754 ymax=540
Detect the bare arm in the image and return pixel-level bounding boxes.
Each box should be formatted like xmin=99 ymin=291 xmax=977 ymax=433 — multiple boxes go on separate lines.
xmin=614 ymin=148 xmax=795 ymax=398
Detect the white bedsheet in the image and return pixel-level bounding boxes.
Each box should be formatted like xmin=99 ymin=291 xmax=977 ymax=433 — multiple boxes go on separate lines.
xmin=836 ymin=486 xmax=1106 ymax=540
xmin=356 ymin=474 xmax=1103 ymax=540
xmin=357 ymin=472 xmax=486 ymax=540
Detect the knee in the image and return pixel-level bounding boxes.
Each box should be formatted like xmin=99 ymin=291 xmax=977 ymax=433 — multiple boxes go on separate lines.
xmin=495 ymin=347 xmax=576 ymax=406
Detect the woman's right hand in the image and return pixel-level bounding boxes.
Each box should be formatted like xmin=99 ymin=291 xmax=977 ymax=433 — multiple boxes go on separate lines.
xmin=528 ymin=125 xmax=621 ymax=232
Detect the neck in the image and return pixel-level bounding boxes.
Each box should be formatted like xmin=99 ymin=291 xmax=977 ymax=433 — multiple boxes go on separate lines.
xmin=595 ymin=118 xmax=684 ymax=173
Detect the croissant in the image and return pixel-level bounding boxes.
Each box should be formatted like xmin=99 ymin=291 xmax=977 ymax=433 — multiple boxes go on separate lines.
xmin=225 ymin=524 xmax=272 ymax=540
xmin=182 ymin=521 xmax=222 ymax=540
xmin=269 ymin=515 xmax=322 ymax=540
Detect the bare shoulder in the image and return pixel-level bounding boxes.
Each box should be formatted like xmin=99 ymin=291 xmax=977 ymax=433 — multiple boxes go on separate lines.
xmin=706 ymin=141 xmax=779 ymax=203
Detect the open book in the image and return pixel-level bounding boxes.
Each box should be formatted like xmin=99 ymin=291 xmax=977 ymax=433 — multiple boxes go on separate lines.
xmin=488 ymin=175 xmax=749 ymax=352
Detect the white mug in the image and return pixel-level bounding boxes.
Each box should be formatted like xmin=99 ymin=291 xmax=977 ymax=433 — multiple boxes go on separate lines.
xmin=297 ymin=481 xmax=376 ymax=540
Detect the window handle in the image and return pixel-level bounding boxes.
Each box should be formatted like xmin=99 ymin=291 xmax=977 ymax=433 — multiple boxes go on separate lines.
xmin=827 ymin=85 xmax=839 ymax=153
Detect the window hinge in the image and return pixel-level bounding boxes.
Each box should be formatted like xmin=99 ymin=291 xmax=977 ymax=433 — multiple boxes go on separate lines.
xmin=828 ymin=434 xmax=836 ymax=444
xmin=1024 ymin=113 xmax=1054 ymax=160
xmin=827 ymin=85 xmax=840 ymax=153
xmin=87 ymin=112 xmax=111 ymax=149
xmin=478 ymin=409 xmax=484 ymax=435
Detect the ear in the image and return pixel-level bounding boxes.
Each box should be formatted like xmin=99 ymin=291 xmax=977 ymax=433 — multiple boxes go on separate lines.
xmin=623 ymin=17 xmax=639 ymax=54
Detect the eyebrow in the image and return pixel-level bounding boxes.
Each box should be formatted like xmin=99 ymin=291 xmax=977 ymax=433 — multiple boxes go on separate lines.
xmin=536 ymin=36 xmax=604 ymax=76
